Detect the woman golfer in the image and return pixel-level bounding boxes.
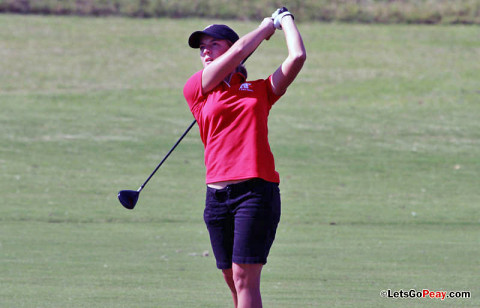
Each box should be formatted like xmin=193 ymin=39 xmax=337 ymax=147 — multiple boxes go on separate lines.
xmin=183 ymin=7 xmax=306 ymax=308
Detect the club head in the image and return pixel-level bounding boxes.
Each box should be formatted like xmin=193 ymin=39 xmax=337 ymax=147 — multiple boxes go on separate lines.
xmin=117 ymin=190 xmax=140 ymax=210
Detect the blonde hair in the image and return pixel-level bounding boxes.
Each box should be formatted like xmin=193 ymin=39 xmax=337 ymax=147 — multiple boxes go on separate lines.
xmin=236 ymin=64 xmax=247 ymax=79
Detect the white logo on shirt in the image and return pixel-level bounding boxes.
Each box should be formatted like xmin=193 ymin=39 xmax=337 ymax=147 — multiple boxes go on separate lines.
xmin=239 ymin=83 xmax=253 ymax=92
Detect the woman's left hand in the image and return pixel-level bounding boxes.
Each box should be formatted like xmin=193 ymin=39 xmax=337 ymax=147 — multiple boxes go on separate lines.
xmin=259 ymin=17 xmax=276 ymax=41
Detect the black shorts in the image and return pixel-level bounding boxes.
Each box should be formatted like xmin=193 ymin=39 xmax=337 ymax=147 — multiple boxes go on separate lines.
xmin=204 ymin=178 xmax=281 ymax=270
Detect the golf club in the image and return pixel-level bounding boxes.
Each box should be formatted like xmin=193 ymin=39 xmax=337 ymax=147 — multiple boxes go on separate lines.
xmin=118 ymin=119 xmax=197 ymax=209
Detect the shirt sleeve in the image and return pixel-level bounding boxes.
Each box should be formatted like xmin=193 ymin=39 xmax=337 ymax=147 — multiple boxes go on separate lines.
xmin=183 ymin=70 xmax=205 ymax=120
xmin=266 ymin=75 xmax=283 ymax=106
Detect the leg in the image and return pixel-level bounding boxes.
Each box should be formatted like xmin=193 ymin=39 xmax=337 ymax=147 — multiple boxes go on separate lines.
xmin=232 ymin=263 xmax=263 ymax=308
xmin=222 ymin=268 xmax=238 ymax=308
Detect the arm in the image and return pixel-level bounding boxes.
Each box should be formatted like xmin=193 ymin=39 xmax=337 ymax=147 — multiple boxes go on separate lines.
xmin=202 ymin=19 xmax=276 ymax=94
xmin=271 ymin=15 xmax=307 ymax=97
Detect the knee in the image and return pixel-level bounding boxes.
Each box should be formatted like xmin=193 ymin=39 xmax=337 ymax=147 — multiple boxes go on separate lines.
xmin=222 ymin=268 xmax=236 ymax=290
xmin=222 ymin=268 xmax=234 ymax=282
xmin=232 ymin=264 xmax=261 ymax=291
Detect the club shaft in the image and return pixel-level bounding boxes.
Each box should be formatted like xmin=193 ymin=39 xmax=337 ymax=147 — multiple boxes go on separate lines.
xmin=138 ymin=119 xmax=197 ymax=192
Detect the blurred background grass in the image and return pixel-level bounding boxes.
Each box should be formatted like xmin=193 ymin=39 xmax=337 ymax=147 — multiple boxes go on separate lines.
xmin=1 ymin=0 xmax=480 ymax=24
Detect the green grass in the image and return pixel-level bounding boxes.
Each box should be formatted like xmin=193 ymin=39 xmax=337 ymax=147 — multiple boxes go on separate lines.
xmin=1 ymin=15 xmax=479 ymax=307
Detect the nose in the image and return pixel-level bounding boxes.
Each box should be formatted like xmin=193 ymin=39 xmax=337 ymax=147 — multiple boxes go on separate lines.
xmin=202 ymin=47 xmax=211 ymax=56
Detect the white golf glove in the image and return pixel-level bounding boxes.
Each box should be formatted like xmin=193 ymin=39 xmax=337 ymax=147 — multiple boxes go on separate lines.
xmin=271 ymin=7 xmax=294 ymax=30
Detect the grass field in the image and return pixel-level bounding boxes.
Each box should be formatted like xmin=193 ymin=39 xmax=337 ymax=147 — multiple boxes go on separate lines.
xmin=1 ymin=15 xmax=479 ymax=307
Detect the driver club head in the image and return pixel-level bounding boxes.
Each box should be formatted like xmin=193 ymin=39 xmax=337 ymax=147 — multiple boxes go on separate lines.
xmin=117 ymin=190 xmax=140 ymax=210
xmin=116 ymin=120 xmax=196 ymax=211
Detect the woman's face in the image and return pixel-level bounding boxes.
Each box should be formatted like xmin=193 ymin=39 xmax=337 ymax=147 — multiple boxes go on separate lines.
xmin=199 ymin=35 xmax=231 ymax=68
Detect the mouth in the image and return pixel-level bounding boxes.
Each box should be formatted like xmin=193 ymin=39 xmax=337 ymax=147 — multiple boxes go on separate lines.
xmin=204 ymin=58 xmax=213 ymax=65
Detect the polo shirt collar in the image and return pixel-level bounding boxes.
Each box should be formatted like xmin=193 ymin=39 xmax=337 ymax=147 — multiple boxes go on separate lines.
xmin=230 ymin=72 xmax=246 ymax=85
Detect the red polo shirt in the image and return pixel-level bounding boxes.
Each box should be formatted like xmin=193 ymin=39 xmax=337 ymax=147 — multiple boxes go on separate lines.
xmin=183 ymin=70 xmax=282 ymax=184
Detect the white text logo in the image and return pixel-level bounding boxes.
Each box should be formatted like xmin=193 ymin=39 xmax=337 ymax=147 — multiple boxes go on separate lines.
xmin=239 ymin=83 xmax=253 ymax=92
